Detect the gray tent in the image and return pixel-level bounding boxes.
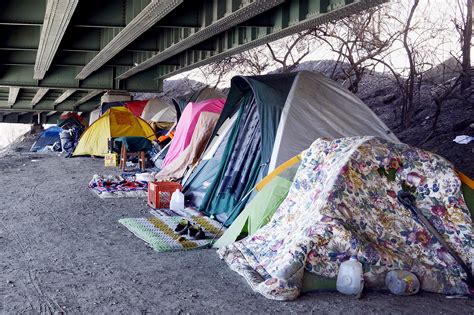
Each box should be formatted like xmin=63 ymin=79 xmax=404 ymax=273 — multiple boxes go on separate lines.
xmin=184 ymin=71 xmax=398 ymax=225
xmin=172 ymin=86 xmax=225 ymax=121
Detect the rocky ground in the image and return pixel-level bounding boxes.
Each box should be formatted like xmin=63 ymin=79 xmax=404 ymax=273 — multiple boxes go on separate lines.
xmin=294 ymin=60 xmax=474 ymax=177
xmin=1 ymin=130 xmax=473 ymax=314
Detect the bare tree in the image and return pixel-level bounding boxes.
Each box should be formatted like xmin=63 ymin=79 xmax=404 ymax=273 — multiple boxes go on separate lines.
xmin=399 ymin=0 xmax=420 ymax=128
xmin=369 ymin=0 xmax=450 ymax=127
xmin=198 ymin=31 xmax=316 ymax=87
xmin=311 ymin=7 xmax=398 ymax=93
xmin=266 ymin=30 xmax=314 ymax=73
xmin=453 ymin=0 xmax=473 ymax=92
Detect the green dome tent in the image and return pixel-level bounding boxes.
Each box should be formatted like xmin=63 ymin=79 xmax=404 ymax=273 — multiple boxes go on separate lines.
xmin=185 ymin=71 xmax=399 ymax=226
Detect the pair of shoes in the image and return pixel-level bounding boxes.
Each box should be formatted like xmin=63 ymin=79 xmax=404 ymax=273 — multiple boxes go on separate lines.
xmin=174 ymin=220 xmax=205 ymax=240
xmin=188 ymin=224 xmax=205 ymax=240
xmin=175 ymin=219 xmax=191 ymax=235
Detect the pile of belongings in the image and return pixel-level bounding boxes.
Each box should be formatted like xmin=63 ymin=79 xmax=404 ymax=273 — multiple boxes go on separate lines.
xmin=30 ymin=126 xmax=62 ymax=152
xmin=57 ymin=113 xmax=87 ymax=158
xmin=88 ymin=174 xmax=148 ymax=198
xmin=218 ymin=136 xmax=474 ymax=300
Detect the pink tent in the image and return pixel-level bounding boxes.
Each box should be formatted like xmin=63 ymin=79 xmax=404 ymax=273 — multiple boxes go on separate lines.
xmin=162 ymin=98 xmax=225 ymax=168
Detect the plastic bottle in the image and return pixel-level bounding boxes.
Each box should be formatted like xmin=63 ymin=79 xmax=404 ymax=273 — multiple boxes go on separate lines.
xmin=336 ymin=256 xmax=364 ymax=297
xmin=385 ymin=270 xmax=420 ymax=295
xmin=170 ymin=189 xmax=184 ymax=211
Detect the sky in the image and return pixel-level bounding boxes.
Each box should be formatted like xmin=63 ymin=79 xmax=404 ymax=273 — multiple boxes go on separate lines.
xmin=0 ymin=124 xmax=31 ymax=149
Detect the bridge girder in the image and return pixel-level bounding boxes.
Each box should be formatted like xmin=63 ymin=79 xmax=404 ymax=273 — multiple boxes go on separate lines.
xmin=0 ymin=0 xmax=388 ymax=124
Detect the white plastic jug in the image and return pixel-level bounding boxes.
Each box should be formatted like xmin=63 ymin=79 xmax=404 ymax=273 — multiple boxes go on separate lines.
xmin=170 ymin=189 xmax=184 ymax=211
xmin=385 ymin=270 xmax=420 ymax=295
xmin=336 ymin=256 xmax=364 ymax=297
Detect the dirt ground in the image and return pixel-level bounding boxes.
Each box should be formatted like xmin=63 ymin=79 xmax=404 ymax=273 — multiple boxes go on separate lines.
xmin=0 ymin=139 xmax=473 ymax=314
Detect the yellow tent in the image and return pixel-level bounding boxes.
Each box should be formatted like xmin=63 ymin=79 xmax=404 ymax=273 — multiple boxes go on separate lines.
xmin=73 ymin=107 xmax=156 ymax=157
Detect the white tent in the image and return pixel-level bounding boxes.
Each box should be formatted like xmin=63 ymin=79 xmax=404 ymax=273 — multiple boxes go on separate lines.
xmin=141 ymin=98 xmax=176 ymax=122
xmin=268 ymin=71 xmax=399 ymax=171
xmin=88 ymin=108 xmax=101 ymax=125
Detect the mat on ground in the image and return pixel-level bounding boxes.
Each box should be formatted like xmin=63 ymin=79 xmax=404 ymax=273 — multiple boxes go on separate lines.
xmin=119 ymin=215 xmax=225 ymax=252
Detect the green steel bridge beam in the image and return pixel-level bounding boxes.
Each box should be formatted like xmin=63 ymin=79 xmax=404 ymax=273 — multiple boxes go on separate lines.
xmin=34 ymin=0 xmax=79 ymax=80
xmin=75 ymin=0 xmax=184 ymax=80
xmin=153 ymin=0 xmax=389 ymax=81
xmin=0 ymin=0 xmax=388 ymax=123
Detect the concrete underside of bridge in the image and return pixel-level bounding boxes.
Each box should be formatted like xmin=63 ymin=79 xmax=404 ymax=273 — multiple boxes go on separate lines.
xmin=0 ymin=0 xmax=386 ymax=124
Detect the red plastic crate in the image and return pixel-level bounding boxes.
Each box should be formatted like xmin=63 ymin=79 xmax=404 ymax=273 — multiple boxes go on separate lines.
xmin=148 ymin=181 xmax=182 ymax=209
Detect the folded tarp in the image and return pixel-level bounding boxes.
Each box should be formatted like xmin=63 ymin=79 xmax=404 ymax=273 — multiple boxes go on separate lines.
xmin=219 ymin=137 xmax=473 ymax=300
xmin=162 ymin=98 xmax=225 ymax=168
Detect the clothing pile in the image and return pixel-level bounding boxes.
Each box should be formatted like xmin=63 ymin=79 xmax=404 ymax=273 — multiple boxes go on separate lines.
xmin=88 ymin=174 xmax=148 ymax=198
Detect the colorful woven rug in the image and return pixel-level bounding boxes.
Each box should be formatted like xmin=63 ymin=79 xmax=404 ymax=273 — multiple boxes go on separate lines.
xmin=119 ymin=216 xmax=225 ymax=252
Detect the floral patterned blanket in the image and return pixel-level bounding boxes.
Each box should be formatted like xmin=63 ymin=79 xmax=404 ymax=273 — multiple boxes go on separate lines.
xmin=218 ymin=137 xmax=473 ymax=300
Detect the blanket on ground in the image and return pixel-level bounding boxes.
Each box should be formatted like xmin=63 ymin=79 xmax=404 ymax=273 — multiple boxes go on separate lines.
xmin=218 ymin=137 xmax=473 ymax=300
xmin=88 ymin=174 xmax=148 ymax=198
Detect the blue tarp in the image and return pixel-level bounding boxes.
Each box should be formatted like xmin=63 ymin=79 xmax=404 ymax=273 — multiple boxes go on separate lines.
xmin=30 ymin=126 xmax=62 ymax=152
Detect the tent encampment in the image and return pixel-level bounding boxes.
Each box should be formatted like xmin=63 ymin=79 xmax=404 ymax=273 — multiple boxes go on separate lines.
xmin=161 ymin=98 xmax=225 ymax=168
xmin=30 ymin=126 xmax=62 ymax=152
xmin=193 ymin=71 xmax=399 ymax=225
xmin=218 ymin=136 xmax=474 ymax=300
xmin=73 ymin=107 xmax=155 ymax=157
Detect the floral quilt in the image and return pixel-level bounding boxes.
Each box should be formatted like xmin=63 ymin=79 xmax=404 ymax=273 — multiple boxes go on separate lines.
xmin=218 ymin=137 xmax=473 ymax=300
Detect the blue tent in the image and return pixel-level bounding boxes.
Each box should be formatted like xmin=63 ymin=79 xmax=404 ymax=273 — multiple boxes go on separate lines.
xmin=30 ymin=126 xmax=62 ymax=152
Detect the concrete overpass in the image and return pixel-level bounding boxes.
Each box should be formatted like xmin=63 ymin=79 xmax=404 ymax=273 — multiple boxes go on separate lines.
xmin=0 ymin=0 xmax=386 ymax=124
